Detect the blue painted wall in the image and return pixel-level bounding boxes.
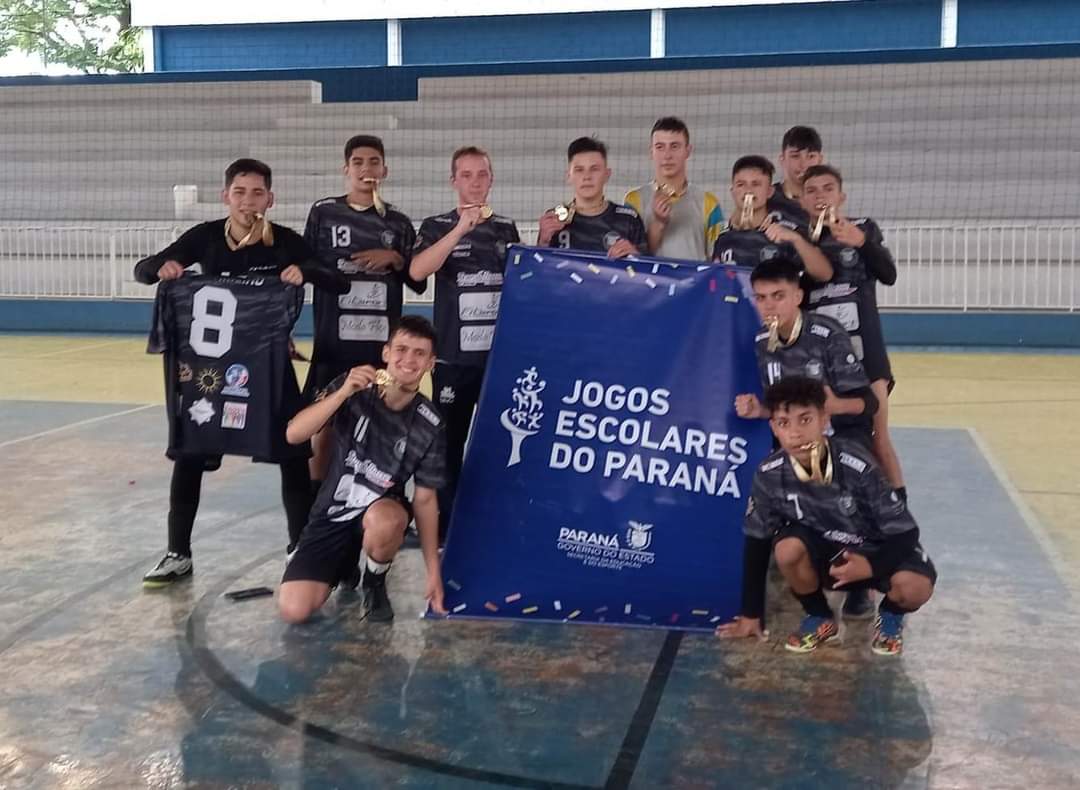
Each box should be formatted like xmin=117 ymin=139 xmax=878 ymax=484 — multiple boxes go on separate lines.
xmin=401 ymin=11 xmax=651 ymax=64
xmin=3 ymin=302 xmax=1078 ymax=348
xmin=666 ymin=0 xmax=941 ymax=57
xmin=958 ymin=0 xmax=1080 ymax=46
xmin=157 ymin=21 xmax=387 ymax=71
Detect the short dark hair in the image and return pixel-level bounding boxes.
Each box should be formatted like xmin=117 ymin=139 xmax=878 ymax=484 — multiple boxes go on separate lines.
xmin=568 ymin=136 xmax=607 ymax=162
xmin=781 ymin=125 xmax=823 ymax=153
xmin=764 ymin=376 xmax=827 ymax=413
xmin=732 ymin=155 xmax=775 ymax=181
xmin=389 ymin=314 xmax=437 ymax=349
xmin=451 ymin=145 xmax=492 ymax=177
xmin=750 ymin=256 xmax=803 ymax=285
xmin=224 ymin=158 xmax=272 ymax=189
xmin=344 ymin=134 xmax=385 ymax=162
xmin=801 ymin=163 xmax=843 ymax=189
xmin=651 ymin=116 xmax=689 ymax=143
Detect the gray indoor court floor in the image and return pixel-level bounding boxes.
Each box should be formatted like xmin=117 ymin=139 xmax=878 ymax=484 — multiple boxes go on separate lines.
xmin=1 ymin=394 xmax=1078 ymax=789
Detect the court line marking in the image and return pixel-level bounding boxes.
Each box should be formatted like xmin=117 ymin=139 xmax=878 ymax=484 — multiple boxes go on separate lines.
xmin=0 ymin=403 xmax=156 ymax=449
xmin=187 ymin=552 xmax=598 ymax=790
xmin=966 ymin=427 xmax=1075 ymax=595
xmin=30 ymin=338 xmax=133 ymax=358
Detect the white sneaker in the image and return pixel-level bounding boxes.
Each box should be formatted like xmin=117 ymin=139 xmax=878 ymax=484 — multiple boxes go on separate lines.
xmin=142 ymin=551 xmax=193 ymax=588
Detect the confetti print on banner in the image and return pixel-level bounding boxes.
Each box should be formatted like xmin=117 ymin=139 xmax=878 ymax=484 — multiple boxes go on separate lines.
xmin=587 ymin=264 xmax=600 ymax=275
xmin=692 ymin=609 xmax=709 ymax=616
xmin=520 ymin=271 xmax=533 ymax=280
xmin=505 ymin=592 xmax=522 ymax=603
xmin=567 ymin=610 xmax=581 ymax=620
xmin=610 ymin=274 xmax=619 ymax=285
xmin=570 ymin=273 xmax=583 ymax=284
xmin=512 ymin=252 xmax=522 ymax=266
xmin=484 ymin=601 xmax=499 ymax=612
xmin=725 ymin=295 xmax=739 ymax=303
xmin=452 ymin=603 xmax=467 ymax=613
xmin=645 ymin=278 xmax=657 ymax=290
xmin=553 ymin=601 xmax=563 ymax=612
xmin=555 ymin=260 xmax=570 ymax=269
xmin=625 ymin=266 xmax=636 ymax=278
xmin=668 ymin=284 xmax=677 ymax=297
xmin=447 ymin=579 xmax=462 ymax=591
xmin=532 ymin=252 xmax=544 ymax=263
xmin=522 ymin=606 xmax=539 ymax=615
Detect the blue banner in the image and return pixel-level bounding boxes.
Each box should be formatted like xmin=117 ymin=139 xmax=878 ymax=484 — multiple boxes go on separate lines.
xmin=437 ymin=247 xmax=773 ymax=631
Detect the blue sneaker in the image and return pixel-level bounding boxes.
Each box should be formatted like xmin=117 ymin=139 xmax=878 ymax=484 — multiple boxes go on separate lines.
xmin=785 ymin=615 xmax=840 ymax=653
xmin=872 ymin=609 xmax=905 ymax=656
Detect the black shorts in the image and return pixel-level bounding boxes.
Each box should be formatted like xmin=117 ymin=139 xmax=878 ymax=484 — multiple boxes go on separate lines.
xmin=281 ymin=492 xmax=413 ymax=586
xmin=774 ymin=523 xmax=937 ymax=593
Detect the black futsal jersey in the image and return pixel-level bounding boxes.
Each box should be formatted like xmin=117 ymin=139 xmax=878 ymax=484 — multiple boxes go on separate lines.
xmin=767 ymin=183 xmax=810 ymax=227
xmin=712 ymin=225 xmax=799 ymax=268
xmin=147 ymin=275 xmax=307 ymax=462
xmin=303 ymin=196 xmax=422 ymax=368
xmin=310 ymin=377 xmax=447 ymax=525
xmin=550 ymin=203 xmax=646 ymax=254
xmin=754 ymin=311 xmax=874 ymax=437
xmin=806 ymin=218 xmax=896 ymax=382
xmin=414 ymin=210 xmax=520 ymax=366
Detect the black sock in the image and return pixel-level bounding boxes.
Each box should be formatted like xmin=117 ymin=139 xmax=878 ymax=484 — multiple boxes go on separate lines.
xmin=794 ymin=589 xmax=832 ymax=618
xmin=896 ymin=486 xmax=908 ymax=502
xmin=280 ymin=458 xmax=313 ymax=549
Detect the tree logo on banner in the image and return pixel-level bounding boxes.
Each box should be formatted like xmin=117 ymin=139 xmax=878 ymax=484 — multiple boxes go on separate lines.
xmin=499 ymin=366 xmax=546 ymax=467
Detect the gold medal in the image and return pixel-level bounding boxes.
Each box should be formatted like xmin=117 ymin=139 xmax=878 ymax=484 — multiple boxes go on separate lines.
xmin=224 ymin=212 xmax=274 ymax=251
xmin=653 ymin=181 xmax=687 ymax=204
xmin=463 ymin=203 xmax=494 ymax=220
xmin=372 ymin=368 xmax=418 ymax=398
xmin=733 ymin=193 xmax=755 ymax=230
xmin=765 ymin=311 xmax=803 ymax=352
xmin=553 ymin=201 xmax=576 ymax=224
xmin=810 ymin=205 xmax=837 ymax=243
xmin=363 ymin=177 xmax=386 ymax=217
xmin=790 ymin=440 xmax=833 ymax=485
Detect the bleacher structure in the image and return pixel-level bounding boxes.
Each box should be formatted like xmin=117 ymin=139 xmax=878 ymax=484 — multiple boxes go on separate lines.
xmin=1 ymin=57 xmax=1078 ymax=310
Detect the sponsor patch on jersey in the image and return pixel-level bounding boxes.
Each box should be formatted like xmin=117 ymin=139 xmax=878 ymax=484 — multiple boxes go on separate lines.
xmin=195 ymin=368 xmax=222 ymax=395
xmin=380 ymin=230 xmax=396 ymax=248
xmin=416 ymin=401 xmax=441 ymax=426
xmin=823 ymin=529 xmax=863 ymax=545
xmin=459 ymin=291 xmax=500 ymax=322
xmin=755 ymin=331 xmax=770 ymax=342
xmin=759 ymin=245 xmax=780 ymax=262
xmin=460 ymin=324 xmax=495 ymax=352
xmin=838 ymin=452 xmax=867 ymax=474
xmin=839 ymin=247 xmax=858 ymax=267
xmin=439 ymin=386 xmax=455 ymax=404
xmin=810 ymin=323 xmax=831 ymax=338
xmin=177 ymin=362 xmax=193 ymax=383
xmin=188 ymin=397 xmax=215 ymax=426
xmin=221 ymin=401 xmax=247 ymax=430
xmin=222 ymin=364 xmax=250 ymax=397
xmin=805 ymin=360 xmax=823 ymax=378
xmin=760 ymin=456 xmax=784 ymax=472
xmin=615 ymin=205 xmax=638 ymax=217
xmin=339 ymin=281 xmax=388 ymax=311
xmin=456 ymin=271 xmax=503 ymax=288
xmin=837 ymin=494 xmax=857 ymax=516
xmin=339 ymin=314 xmax=389 ymax=342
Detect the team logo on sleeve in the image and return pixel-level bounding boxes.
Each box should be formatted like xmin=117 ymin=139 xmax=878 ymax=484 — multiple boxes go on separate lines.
xmin=177 ymin=362 xmax=193 ymax=383
xmin=222 ymin=364 xmax=250 ymax=397
xmin=837 ymin=494 xmax=857 ymax=516
xmin=439 ymin=386 xmax=456 ymax=404
xmin=500 ymin=366 xmax=546 ymax=467
xmin=840 ymin=248 xmax=858 ymax=267
xmin=805 ymin=360 xmax=823 ymax=378
xmin=221 ymin=402 xmax=248 ymax=430
xmin=760 ymin=245 xmax=780 ymax=262
xmin=195 ymin=368 xmax=222 ymax=395
xmin=188 ymin=398 xmax=215 ymax=426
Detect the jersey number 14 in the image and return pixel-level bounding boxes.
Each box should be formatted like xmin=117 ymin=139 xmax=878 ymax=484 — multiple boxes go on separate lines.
xmin=189 ymin=285 xmax=237 ymax=358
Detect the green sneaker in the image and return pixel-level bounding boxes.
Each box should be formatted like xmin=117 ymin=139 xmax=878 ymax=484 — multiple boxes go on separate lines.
xmin=785 ymin=615 xmax=840 ymax=653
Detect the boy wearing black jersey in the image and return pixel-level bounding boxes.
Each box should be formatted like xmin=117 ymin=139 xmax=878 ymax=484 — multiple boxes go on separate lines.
xmin=718 ymin=377 xmax=935 ymax=656
xmin=279 ymin=316 xmax=448 ymax=624
xmin=734 ymin=256 xmax=877 ymax=448
xmin=536 ymin=137 xmax=646 ymax=258
xmin=799 ymin=164 xmax=905 ymax=496
xmin=134 ymin=158 xmax=348 ymax=588
xmin=712 ymin=156 xmax=832 ymax=284
xmin=303 ymin=135 xmax=423 ymax=486
xmin=410 ymin=146 xmax=520 ymax=541
xmin=766 ymin=125 xmax=823 ymax=226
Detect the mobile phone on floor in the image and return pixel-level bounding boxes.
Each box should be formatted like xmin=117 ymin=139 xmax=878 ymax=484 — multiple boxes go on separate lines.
xmin=224 ymin=586 xmax=274 ymax=601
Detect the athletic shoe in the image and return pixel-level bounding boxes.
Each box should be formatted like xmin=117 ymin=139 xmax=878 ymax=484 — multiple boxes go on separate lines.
xmin=142 ymin=552 xmax=192 ymax=588
xmin=785 ymin=615 xmax=840 ymax=653
xmin=871 ymin=610 xmax=905 ymax=656
xmin=843 ymin=588 xmax=875 ymax=620
xmin=362 ymin=570 xmax=394 ymax=622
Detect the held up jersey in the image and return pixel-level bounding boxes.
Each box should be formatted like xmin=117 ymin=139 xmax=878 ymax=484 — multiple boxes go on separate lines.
xmin=311 ymin=377 xmax=447 ymax=523
xmin=550 ymin=202 xmax=646 ymax=254
xmin=414 ymin=209 xmax=521 ymax=366
xmin=148 ymin=275 xmax=307 ymax=462
xmin=303 ymin=197 xmax=422 ymax=366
